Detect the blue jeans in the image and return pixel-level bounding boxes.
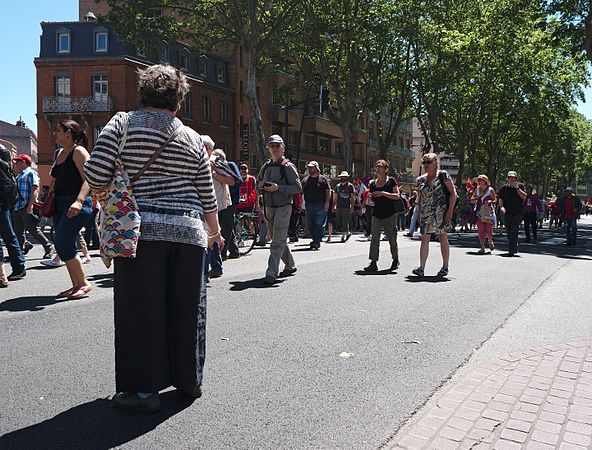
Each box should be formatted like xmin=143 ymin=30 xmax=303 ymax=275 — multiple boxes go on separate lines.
xmin=565 ymin=218 xmax=577 ymax=244
xmin=53 ymin=195 xmax=92 ymax=261
xmin=408 ymin=205 xmax=419 ymax=236
xmin=204 ymin=242 xmax=222 ymax=275
xmin=0 ymin=207 xmax=25 ymax=273
xmin=306 ymin=202 xmax=326 ymax=245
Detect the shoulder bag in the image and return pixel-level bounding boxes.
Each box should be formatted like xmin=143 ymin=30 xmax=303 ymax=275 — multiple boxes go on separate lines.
xmin=98 ymin=114 xmax=185 ymax=267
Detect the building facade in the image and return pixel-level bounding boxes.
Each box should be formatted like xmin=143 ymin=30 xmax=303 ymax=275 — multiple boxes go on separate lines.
xmin=0 ymin=120 xmax=38 ymax=168
xmin=35 ymin=16 xmax=233 ymax=183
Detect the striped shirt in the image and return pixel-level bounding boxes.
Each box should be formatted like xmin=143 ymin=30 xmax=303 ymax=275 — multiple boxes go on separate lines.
xmin=15 ymin=167 xmax=39 ymax=210
xmin=84 ymin=110 xmax=217 ymax=248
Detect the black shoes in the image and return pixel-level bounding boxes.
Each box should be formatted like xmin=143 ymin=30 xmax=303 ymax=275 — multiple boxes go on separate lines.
xmin=7 ymin=269 xmax=26 ymax=281
xmin=228 ymin=253 xmax=240 ymax=259
xmin=279 ymin=267 xmax=297 ymax=277
xmin=363 ymin=262 xmax=378 ymax=272
xmin=390 ymin=260 xmax=400 ymax=271
xmin=111 ymin=392 xmax=161 ymax=413
xmin=22 ymin=242 xmax=34 ymax=255
xmin=263 ymin=275 xmax=276 ymax=285
xmin=43 ymin=246 xmax=55 ymax=259
xmin=310 ymin=242 xmax=320 ymax=250
xmin=209 ymin=270 xmax=223 ymax=278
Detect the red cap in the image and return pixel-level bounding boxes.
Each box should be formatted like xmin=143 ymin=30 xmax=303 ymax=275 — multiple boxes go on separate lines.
xmin=13 ymin=154 xmax=32 ymax=165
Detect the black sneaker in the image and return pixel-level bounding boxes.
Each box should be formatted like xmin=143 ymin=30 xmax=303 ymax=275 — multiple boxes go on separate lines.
xmin=7 ymin=269 xmax=26 ymax=281
xmin=263 ymin=275 xmax=276 ymax=285
xmin=228 ymin=253 xmax=240 ymax=259
xmin=390 ymin=260 xmax=400 ymax=271
xmin=208 ymin=270 xmax=223 ymax=279
xmin=279 ymin=267 xmax=297 ymax=277
xmin=43 ymin=247 xmax=55 ymax=259
xmin=23 ymin=241 xmax=34 ymax=255
xmin=363 ymin=262 xmax=378 ymax=272
xmin=112 ymin=392 xmax=160 ymax=413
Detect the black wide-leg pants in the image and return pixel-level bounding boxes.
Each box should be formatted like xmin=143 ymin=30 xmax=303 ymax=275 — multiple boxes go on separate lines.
xmin=113 ymin=240 xmax=207 ymax=393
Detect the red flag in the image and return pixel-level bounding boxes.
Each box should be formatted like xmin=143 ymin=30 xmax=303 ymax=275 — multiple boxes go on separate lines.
xmin=466 ymin=177 xmax=475 ymax=190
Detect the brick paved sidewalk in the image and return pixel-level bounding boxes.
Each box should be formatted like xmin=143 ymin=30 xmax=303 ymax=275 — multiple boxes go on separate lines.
xmin=391 ymin=342 xmax=592 ymax=450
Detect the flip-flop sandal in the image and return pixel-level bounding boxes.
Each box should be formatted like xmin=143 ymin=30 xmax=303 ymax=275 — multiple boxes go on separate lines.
xmin=57 ymin=287 xmax=76 ymax=299
xmin=67 ymin=286 xmax=92 ymax=300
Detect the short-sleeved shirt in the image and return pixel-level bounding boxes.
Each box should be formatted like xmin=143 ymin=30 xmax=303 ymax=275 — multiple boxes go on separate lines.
xmin=336 ymin=182 xmax=354 ymax=208
xmin=15 ymin=166 xmax=40 ymax=210
xmin=498 ymin=183 xmax=525 ymax=215
xmin=302 ymin=175 xmax=330 ymax=204
xmin=369 ymin=177 xmax=398 ymax=219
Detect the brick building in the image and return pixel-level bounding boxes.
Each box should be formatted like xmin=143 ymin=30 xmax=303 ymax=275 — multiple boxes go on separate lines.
xmin=35 ymin=8 xmax=234 ymax=184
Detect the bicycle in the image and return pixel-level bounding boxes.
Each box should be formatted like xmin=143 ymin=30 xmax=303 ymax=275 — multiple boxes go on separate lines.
xmin=234 ymin=210 xmax=259 ymax=255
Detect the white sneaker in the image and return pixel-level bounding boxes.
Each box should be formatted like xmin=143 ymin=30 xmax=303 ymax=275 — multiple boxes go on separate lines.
xmin=367 ymin=235 xmax=372 ymax=241
xmin=80 ymin=256 xmax=92 ymax=264
xmin=40 ymin=259 xmax=62 ymax=268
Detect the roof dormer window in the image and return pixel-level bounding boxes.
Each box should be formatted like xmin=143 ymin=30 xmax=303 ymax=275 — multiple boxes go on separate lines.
xmin=94 ymin=27 xmax=108 ymax=53
xmin=57 ymin=28 xmax=71 ymax=54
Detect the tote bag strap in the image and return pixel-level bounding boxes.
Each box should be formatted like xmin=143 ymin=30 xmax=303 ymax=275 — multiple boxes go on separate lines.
xmin=130 ymin=125 xmax=186 ymax=182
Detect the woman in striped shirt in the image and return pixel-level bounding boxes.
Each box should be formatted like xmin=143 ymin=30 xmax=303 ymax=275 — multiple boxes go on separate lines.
xmin=84 ymin=64 xmax=223 ymax=412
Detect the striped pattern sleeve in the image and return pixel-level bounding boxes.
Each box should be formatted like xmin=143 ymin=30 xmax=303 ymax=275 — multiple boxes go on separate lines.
xmin=84 ymin=111 xmax=126 ymax=189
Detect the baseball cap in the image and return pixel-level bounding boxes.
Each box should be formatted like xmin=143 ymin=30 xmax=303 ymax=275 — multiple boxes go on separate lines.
xmin=566 ymin=187 xmax=574 ymax=192
xmin=267 ymin=135 xmax=284 ymax=145
xmin=507 ymin=171 xmax=517 ymax=178
xmin=307 ymin=161 xmax=319 ymax=169
xmin=239 ymin=163 xmax=248 ymax=170
xmin=13 ymin=154 xmax=32 ymax=165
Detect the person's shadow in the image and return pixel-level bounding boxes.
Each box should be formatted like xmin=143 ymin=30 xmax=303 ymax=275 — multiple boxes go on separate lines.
xmin=1 ymin=391 xmax=195 ymax=450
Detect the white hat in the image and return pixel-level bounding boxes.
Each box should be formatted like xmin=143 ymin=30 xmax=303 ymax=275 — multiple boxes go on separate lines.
xmin=339 ymin=171 xmax=350 ymax=178
xmin=267 ymin=135 xmax=284 ymax=145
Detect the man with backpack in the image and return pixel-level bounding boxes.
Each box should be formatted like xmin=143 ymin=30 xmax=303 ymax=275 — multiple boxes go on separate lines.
xmin=256 ymin=135 xmax=302 ymax=286
xmin=11 ymin=154 xmax=55 ymax=266
xmin=0 ymin=145 xmax=26 ymax=282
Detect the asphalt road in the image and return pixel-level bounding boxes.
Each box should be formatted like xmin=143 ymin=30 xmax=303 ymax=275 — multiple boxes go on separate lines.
xmin=1 ymin=217 xmax=591 ymax=449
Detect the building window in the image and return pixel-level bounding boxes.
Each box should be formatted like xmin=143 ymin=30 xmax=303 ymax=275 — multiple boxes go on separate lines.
xmin=305 ymin=134 xmax=315 ymax=151
xmin=219 ymin=99 xmax=228 ymax=126
xmin=220 ymin=142 xmax=228 ymax=152
xmin=95 ymin=30 xmax=108 ymax=52
xmin=179 ymin=51 xmax=189 ymax=70
xmin=55 ymin=75 xmax=70 ymax=97
xmin=199 ymin=55 xmax=207 ymax=77
xmin=216 ymin=63 xmax=225 ymax=83
xmin=57 ymin=30 xmax=70 ymax=54
xmin=182 ymin=92 xmax=192 ymax=118
xmin=202 ymin=95 xmax=211 ymax=122
xmin=92 ymin=74 xmax=108 ymax=103
xmin=319 ymin=137 xmax=330 ymax=155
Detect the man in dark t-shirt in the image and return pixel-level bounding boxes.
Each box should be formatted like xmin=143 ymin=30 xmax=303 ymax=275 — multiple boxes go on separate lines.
xmin=302 ymin=161 xmax=331 ymax=250
xmin=498 ymin=170 xmax=527 ymax=255
xmin=333 ymin=171 xmax=355 ymax=242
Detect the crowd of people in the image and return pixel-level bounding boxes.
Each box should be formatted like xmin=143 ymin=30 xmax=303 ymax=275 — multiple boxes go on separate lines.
xmin=0 ymin=63 xmax=588 ymax=412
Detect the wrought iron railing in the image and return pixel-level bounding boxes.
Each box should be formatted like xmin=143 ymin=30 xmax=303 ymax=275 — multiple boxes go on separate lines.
xmin=42 ymin=96 xmax=113 ymax=113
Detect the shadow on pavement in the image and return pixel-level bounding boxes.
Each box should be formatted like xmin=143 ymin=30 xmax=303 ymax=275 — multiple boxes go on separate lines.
xmin=229 ymin=278 xmax=284 ymax=291
xmin=354 ymin=269 xmax=397 ymax=276
xmin=0 ymin=391 xmax=195 ymax=450
xmin=404 ymin=275 xmax=451 ymax=283
xmin=0 ymin=295 xmax=83 ymax=313
xmin=88 ymin=273 xmax=114 ymax=289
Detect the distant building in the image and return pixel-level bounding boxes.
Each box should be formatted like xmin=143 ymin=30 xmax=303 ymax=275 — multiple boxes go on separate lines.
xmin=0 ymin=119 xmax=38 ymax=169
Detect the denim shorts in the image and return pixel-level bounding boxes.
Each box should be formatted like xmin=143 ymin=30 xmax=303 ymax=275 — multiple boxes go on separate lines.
xmin=53 ymin=195 xmax=92 ymax=261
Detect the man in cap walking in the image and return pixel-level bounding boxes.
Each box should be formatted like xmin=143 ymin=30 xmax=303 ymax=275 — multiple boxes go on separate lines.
xmin=256 ymin=135 xmax=302 ymax=285
xmin=333 ymin=171 xmax=355 ymax=242
xmin=558 ymin=187 xmax=582 ymax=246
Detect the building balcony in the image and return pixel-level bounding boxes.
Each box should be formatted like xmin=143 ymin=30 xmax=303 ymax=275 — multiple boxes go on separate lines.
xmin=42 ymin=96 xmax=113 ymax=114
xmin=272 ymin=105 xmax=298 ymax=126
xmin=368 ymin=138 xmax=415 ymax=159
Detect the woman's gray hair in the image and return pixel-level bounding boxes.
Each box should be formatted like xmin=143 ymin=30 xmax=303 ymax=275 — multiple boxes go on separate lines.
xmin=138 ymin=64 xmax=190 ymax=111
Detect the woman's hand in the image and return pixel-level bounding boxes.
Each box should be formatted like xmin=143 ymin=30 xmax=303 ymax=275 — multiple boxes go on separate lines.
xmin=208 ymin=232 xmax=225 ymax=250
xmin=445 ymin=209 xmax=454 ymax=224
xmin=67 ymin=200 xmax=83 ymax=218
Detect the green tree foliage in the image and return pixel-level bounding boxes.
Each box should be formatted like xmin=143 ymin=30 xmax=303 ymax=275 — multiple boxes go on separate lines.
xmin=102 ymin=0 xmax=305 ymax=165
